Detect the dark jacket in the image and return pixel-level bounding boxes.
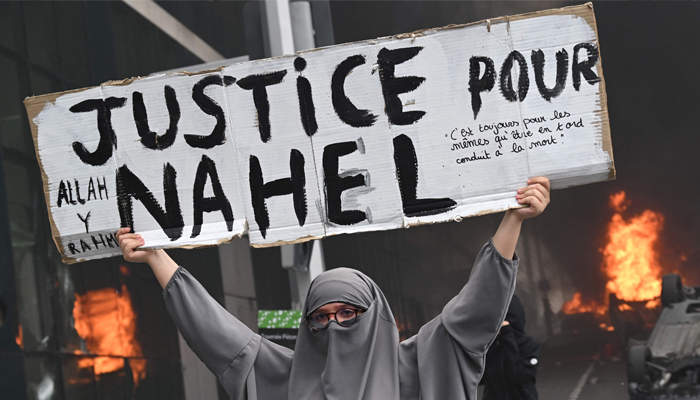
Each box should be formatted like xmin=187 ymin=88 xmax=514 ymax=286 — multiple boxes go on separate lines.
xmin=482 ymin=295 xmax=540 ymax=400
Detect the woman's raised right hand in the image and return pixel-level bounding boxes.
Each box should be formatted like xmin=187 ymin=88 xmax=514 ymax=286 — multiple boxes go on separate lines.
xmin=116 ymin=227 xmax=154 ymax=264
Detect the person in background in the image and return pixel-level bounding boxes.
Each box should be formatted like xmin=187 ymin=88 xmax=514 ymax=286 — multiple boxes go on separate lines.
xmin=481 ymin=295 xmax=540 ymax=400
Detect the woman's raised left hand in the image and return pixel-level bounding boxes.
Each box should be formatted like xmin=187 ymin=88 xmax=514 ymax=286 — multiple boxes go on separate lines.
xmin=513 ymin=176 xmax=550 ymax=220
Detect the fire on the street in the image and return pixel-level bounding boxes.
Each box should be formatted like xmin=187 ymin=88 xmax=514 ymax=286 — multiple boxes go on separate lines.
xmin=562 ymin=292 xmax=606 ymax=315
xmin=562 ymin=191 xmax=664 ymax=319
xmin=72 ymin=266 xmax=146 ymax=387
xmin=603 ymin=191 xmax=664 ymax=302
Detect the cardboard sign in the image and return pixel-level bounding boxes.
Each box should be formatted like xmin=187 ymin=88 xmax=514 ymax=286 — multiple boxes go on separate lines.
xmin=24 ymin=4 xmax=613 ymax=263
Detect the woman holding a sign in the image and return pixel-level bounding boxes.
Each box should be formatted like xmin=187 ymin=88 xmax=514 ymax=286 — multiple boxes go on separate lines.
xmin=117 ymin=177 xmax=551 ymax=400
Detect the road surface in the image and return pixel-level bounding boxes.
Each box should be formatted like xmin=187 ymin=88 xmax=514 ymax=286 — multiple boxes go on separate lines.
xmin=539 ymin=330 xmax=628 ymax=400
xmin=478 ymin=330 xmax=629 ymax=400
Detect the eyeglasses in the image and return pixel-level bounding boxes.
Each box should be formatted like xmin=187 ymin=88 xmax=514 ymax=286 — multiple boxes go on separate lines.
xmin=308 ymin=308 xmax=362 ymax=330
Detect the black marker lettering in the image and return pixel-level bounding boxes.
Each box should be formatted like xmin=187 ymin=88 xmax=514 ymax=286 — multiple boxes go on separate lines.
xmin=132 ymin=85 xmax=180 ymax=150
xmin=572 ymin=43 xmax=601 ymax=91
xmin=77 ymin=211 xmax=91 ymax=234
xmin=185 ymin=75 xmax=234 ymax=149
xmin=105 ymin=233 xmax=118 ymax=248
xmin=87 ymin=177 xmax=97 ymax=201
xmin=468 ymin=56 xmax=496 ymax=119
xmin=57 ymin=180 xmax=70 ymax=207
xmin=532 ymin=49 xmax=568 ymax=101
xmin=98 ymin=177 xmax=108 ymax=200
xmin=67 ymin=181 xmax=77 ymax=205
xmin=499 ymin=51 xmax=529 ymax=102
xmin=69 ymin=97 xmax=126 ymax=166
xmin=91 ymin=233 xmax=106 ymax=249
xmin=377 ymin=46 xmax=426 ymax=125
xmin=68 ymin=242 xmax=79 ymax=255
xmin=249 ymin=150 xmax=307 ymax=238
xmin=332 ymin=55 xmax=378 ymax=127
xmin=393 ymin=134 xmax=456 ymax=217
xmin=116 ymin=163 xmax=184 ymax=241
xmin=295 ymin=57 xmax=318 ymax=136
xmin=237 ymin=71 xmax=287 ymax=143
xmin=223 ymin=75 xmax=236 ymax=86
xmin=191 ymin=155 xmax=234 ymax=238
xmin=80 ymin=239 xmax=91 ymax=252
xmin=323 ymin=141 xmax=367 ymax=225
xmin=74 ymin=179 xmax=86 ymax=205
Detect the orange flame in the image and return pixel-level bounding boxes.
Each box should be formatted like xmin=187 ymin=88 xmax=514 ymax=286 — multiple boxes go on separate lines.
xmin=73 ymin=273 xmax=146 ymax=387
xmin=15 ymin=324 xmax=23 ymax=349
xmin=645 ymin=299 xmax=660 ymax=309
xmin=602 ymin=191 xmax=663 ymax=302
xmin=618 ymin=303 xmax=633 ymax=312
xmin=598 ymin=322 xmax=614 ymax=331
xmin=561 ymin=292 xmax=606 ymax=315
xmin=609 ymin=191 xmax=630 ymax=212
xmin=561 ymin=191 xmax=665 ymax=316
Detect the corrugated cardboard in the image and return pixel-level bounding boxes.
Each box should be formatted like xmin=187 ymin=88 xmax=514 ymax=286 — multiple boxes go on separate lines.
xmin=24 ymin=3 xmax=613 ymax=263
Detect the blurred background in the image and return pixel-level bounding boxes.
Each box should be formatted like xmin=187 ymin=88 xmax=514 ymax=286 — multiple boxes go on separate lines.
xmin=1 ymin=1 xmax=699 ymax=399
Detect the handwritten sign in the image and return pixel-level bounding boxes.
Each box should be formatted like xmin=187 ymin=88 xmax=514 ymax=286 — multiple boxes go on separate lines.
xmin=24 ymin=4 xmax=613 ymax=263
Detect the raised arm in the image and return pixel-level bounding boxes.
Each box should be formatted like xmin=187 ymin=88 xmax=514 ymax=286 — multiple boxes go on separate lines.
xmin=116 ymin=228 xmax=258 ymax=396
xmin=493 ymin=177 xmax=551 ymax=259
xmin=440 ymin=177 xmax=550 ymax=354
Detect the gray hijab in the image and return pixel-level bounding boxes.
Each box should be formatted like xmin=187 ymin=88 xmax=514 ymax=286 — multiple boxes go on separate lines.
xmin=288 ymin=267 xmax=400 ymax=400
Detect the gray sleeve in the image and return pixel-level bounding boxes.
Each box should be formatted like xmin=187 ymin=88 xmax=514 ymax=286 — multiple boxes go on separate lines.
xmin=440 ymin=238 xmax=518 ymax=355
xmin=163 ymin=266 xmax=257 ymax=380
xmin=398 ymin=336 xmax=421 ymax=400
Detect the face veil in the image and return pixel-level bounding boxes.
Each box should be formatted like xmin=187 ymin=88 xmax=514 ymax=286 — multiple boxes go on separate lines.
xmin=288 ymin=267 xmax=400 ymax=400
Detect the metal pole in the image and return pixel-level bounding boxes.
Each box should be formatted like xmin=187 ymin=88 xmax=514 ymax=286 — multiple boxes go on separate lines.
xmin=264 ymin=0 xmax=295 ymax=56
xmin=289 ymin=1 xmax=315 ymax=51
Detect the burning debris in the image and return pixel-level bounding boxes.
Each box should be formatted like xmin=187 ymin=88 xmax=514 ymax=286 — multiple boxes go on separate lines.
xmin=556 ymin=191 xmax=700 ymax=398
xmin=561 ymin=191 xmax=666 ymax=330
xmin=72 ymin=265 xmax=146 ymax=388
xmin=562 ymin=292 xmax=607 ymax=316
xmin=603 ymin=191 xmax=664 ymax=303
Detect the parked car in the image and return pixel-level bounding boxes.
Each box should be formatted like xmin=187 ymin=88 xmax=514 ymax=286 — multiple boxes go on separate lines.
xmin=628 ymin=274 xmax=700 ymax=399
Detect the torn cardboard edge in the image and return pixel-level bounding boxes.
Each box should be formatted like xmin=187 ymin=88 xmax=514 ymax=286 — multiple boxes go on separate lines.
xmin=24 ymin=3 xmax=613 ymax=263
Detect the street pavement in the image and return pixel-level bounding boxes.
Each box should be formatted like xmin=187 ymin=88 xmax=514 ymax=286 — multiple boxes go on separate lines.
xmin=478 ymin=330 xmax=629 ymax=400
xmin=538 ymin=330 xmax=628 ymax=400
